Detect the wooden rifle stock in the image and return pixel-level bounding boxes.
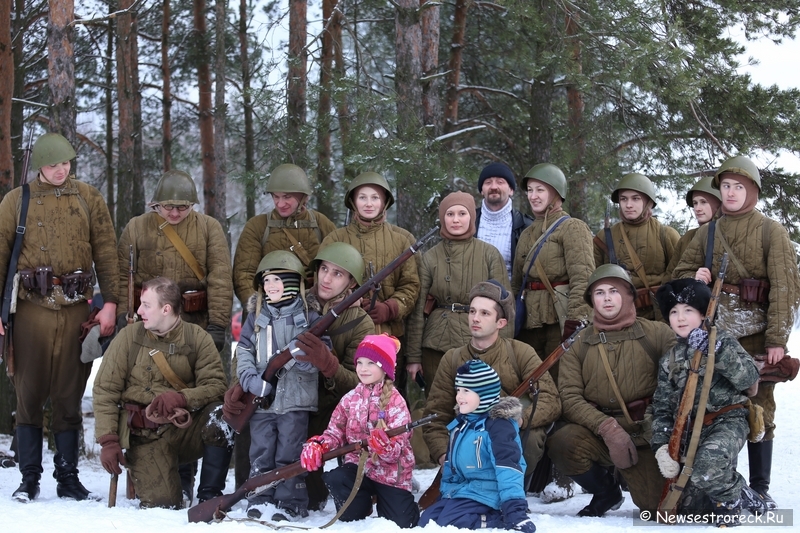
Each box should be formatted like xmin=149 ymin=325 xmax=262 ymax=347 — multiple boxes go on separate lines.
xmin=222 ymin=226 xmax=439 ymax=432
xmin=188 ymin=413 xmax=438 ymax=523
xmin=657 ymin=253 xmax=729 ymax=515
xmin=419 ymin=322 xmax=587 ymax=511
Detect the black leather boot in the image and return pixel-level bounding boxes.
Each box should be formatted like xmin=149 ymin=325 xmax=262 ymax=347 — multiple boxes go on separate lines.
xmin=571 ymin=463 xmax=624 ymax=517
xmin=748 ymin=440 xmax=777 ymax=510
xmin=12 ymin=425 xmax=43 ymax=503
xmin=196 ymin=445 xmax=232 ymax=503
xmin=179 ymin=461 xmax=198 ymax=507
xmin=53 ymin=430 xmax=100 ymax=501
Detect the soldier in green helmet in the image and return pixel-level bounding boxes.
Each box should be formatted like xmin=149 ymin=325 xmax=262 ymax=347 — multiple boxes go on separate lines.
xmin=592 ymin=172 xmax=680 ymax=320
xmin=547 ymin=264 xmax=675 ymax=518
xmin=0 ymin=132 xmax=119 ymax=503
xmin=673 ymin=155 xmax=800 ymax=509
xmin=665 ymin=176 xmax=721 ymax=278
xmin=233 ymin=164 xmax=336 ymax=308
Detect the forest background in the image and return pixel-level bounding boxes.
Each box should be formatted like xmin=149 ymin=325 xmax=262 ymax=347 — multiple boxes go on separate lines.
xmin=1 ymin=0 xmax=800 ymax=435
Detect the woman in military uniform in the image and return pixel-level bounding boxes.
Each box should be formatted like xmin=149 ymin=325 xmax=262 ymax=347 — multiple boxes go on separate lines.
xmin=665 ymin=176 xmax=721 ymax=278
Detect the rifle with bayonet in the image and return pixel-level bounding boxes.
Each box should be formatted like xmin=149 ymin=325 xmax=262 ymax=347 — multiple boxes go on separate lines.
xmin=189 ymin=413 xmax=438 ymax=523
xmin=418 ymin=321 xmax=588 ymax=511
xmin=1 ymin=128 xmax=35 ymax=377
xmin=657 ymin=253 xmax=729 ymax=516
xmin=222 ymin=226 xmax=440 ymax=433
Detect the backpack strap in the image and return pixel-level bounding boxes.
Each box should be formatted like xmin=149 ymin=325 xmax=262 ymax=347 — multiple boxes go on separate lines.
xmin=261 ymin=210 xmax=322 ymax=248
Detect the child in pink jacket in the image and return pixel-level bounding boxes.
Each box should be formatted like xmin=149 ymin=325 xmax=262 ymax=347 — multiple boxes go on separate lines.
xmin=301 ymin=334 xmax=418 ymax=528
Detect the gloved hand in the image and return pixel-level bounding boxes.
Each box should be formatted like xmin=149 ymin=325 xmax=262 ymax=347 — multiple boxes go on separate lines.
xmin=295 ymin=332 xmax=340 ymax=378
xmin=687 ymin=328 xmax=710 ymax=354
xmin=367 ymin=428 xmax=391 ymax=456
xmin=300 ymin=437 xmax=330 ymax=472
xmin=206 ymin=324 xmax=227 ymax=352
xmin=655 ymin=444 xmax=680 ymax=479
xmin=98 ymin=434 xmax=125 ymax=475
xmin=561 ymin=319 xmax=582 ymax=342
xmin=287 ymin=339 xmax=307 ymax=359
xmin=240 ymin=370 xmax=273 ymax=397
xmin=223 ymin=383 xmax=247 ymax=420
xmin=362 ymin=299 xmax=399 ymax=325
xmin=502 ymin=498 xmax=536 ymax=533
xmin=149 ymin=391 xmax=187 ymax=418
xmin=597 ymin=417 xmax=638 ymax=469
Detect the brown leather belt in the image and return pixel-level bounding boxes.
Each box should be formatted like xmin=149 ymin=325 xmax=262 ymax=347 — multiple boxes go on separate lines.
xmin=437 ymin=303 xmax=470 ymax=313
xmin=527 ymin=280 xmax=569 ymax=291
xmin=124 ymin=402 xmax=161 ymax=430
xmin=721 ymin=283 xmax=740 ymax=296
xmin=703 ymin=403 xmax=746 ymax=426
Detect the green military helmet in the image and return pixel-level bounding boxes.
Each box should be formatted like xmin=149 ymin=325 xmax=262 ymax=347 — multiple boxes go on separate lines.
xmin=266 ymin=163 xmax=313 ymax=196
xmin=344 ymin=171 xmax=395 ymax=211
xmin=522 ymin=163 xmax=567 ymax=201
xmin=583 ymin=264 xmax=636 ymax=307
xmin=151 ymin=169 xmax=199 ymax=206
xmin=311 ymin=242 xmax=365 ymax=286
xmin=31 ymin=133 xmax=77 ymax=170
xmin=685 ymin=176 xmax=721 ymax=207
xmin=713 ymin=155 xmax=761 ymax=190
xmin=611 ymin=172 xmax=657 ymax=206
xmin=254 ymin=250 xmax=305 ymax=290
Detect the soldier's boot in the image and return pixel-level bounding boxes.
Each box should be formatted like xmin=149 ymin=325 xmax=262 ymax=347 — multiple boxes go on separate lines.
xmin=748 ymin=440 xmax=777 ymax=510
xmin=12 ymin=425 xmax=43 ymax=503
xmin=571 ymin=463 xmax=624 ymax=517
xmin=740 ymin=485 xmax=769 ymax=516
xmin=712 ymin=500 xmax=743 ymax=527
xmin=196 ymin=445 xmax=233 ymax=503
xmin=179 ymin=461 xmax=198 ymax=507
xmin=53 ymin=430 xmax=101 ymax=501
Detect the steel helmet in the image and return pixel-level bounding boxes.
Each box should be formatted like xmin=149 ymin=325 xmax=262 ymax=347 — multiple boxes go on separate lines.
xmin=344 ymin=171 xmax=395 ymax=211
xmin=266 ymin=164 xmax=313 ymax=196
xmin=611 ymin=173 xmax=657 ymax=206
xmin=522 ymin=163 xmax=567 ymax=201
xmin=254 ymin=250 xmax=305 ymax=290
xmin=685 ymin=176 xmax=721 ymax=207
xmin=31 ymin=133 xmax=76 ymax=170
xmin=311 ymin=242 xmax=365 ymax=286
xmin=151 ymin=170 xmax=199 ymax=205
xmin=713 ymin=155 xmax=761 ymax=190
xmin=583 ymin=264 xmax=636 ymax=307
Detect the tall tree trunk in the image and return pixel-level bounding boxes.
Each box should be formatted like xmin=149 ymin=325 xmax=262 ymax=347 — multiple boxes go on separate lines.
xmin=214 ymin=0 xmax=227 ymax=236
xmin=238 ymin=0 xmax=255 ymax=220
xmin=105 ymin=18 xmax=115 ymax=220
xmin=287 ymin=0 xmax=307 ymax=165
xmin=315 ymin=0 xmax=336 ymax=222
xmin=443 ymin=0 xmax=468 ymax=139
xmin=332 ymin=5 xmax=348 ymax=176
xmin=0 ymin=0 xmax=13 ymax=196
xmin=194 ymin=0 xmax=216 ymax=215
xmin=11 ymin=0 xmax=27 ymax=187
xmin=528 ymin=3 xmax=559 ymax=165
xmin=420 ymin=0 xmax=441 ymax=137
xmin=565 ymin=7 xmax=587 ymax=221
xmin=162 ymin=0 xmax=172 ymax=171
xmin=47 ymin=0 xmax=76 ymax=144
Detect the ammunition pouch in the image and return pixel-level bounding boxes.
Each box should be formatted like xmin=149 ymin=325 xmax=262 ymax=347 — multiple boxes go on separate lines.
xmin=633 ymin=286 xmax=660 ymax=311
xmin=591 ymin=396 xmax=652 ymax=422
xmin=124 ymin=402 xmax=161 ymax=430
xmin=740 ymin=278 xmax=770 ymax=304
xmin=60 ymin=271 xmax=93 ymax=298
xmin=181 ymin=290 xmax=207 ymax=313
xmin=423 ymin=294 xmax=436 ymax=317
xmin=19 ymin=267 xmax=92 ymax=298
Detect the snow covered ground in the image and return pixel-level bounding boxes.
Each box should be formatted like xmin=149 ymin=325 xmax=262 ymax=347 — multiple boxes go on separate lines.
xmin=1 ymin=338 xmax=798 ymax=533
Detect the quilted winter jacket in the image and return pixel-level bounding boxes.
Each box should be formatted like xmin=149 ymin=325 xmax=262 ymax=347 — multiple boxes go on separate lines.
xmin=317 ymin=380 xmax=414 ymax=491
xmin=321 ymin=218 xmax=420 ymax=336
xmin=511 ymin=210 xmax=594 ymax=328
xmin=406 ymin=237 xmax=510 ymax=363
xmin=665 ymin=227 xmax=698 ymax=279
xmin=672 ymin=210 xmax=800 ymax=349
xmin=117 ymin=210 xmax=233 ymax=329
xmin=440 ymin=397 xmax=526 ymax=510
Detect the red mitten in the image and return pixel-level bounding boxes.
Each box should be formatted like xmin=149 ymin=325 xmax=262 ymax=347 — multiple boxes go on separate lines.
xmin=367 ymin=428 xmax=391 ymax=456
xmin=149 ymin=391 xmax=187 ymax=417
xmin=98 ymin=434 xmax=126 ymax=475
xmin=223 ymin=383 xmax=247 ymax=419
xmin=301 ymin=438 xmax=329 ymax=472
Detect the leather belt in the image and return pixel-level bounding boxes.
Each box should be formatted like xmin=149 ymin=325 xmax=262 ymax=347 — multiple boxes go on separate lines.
xmin=721 ymin=283 xmax=740 ymax=296
xmin=527 ymin=280 xmax=569 ymax=291
xmin=437 ymin=303 xmax=470 ymax=313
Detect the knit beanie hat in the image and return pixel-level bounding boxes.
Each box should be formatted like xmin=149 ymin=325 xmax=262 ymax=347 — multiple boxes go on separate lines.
xmin=656 ymin=278 xmax=711 ymax=320
xmin=478 ymin=162 xmax=516 ymax=192
xmin=263 ymin=269 xmax=301 ymax=307
xmin=355 ymin=333 xmax=400 ymax=381
xmin=454 ymin=359 xmax=501 ymax=414
xmin=469 ymin=279 xmax=515 ymax=324
xmin=438 ymin=191 xmax=477 ymax=240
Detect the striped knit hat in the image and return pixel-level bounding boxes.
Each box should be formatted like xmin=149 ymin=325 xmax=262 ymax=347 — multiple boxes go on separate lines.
xmin=355 ymin=334 xmax=400 ymax=381
xmin=263 ymin=269 xmax=301 ymax=307
xmin=454 ymin=359 xmax=501 ymax=414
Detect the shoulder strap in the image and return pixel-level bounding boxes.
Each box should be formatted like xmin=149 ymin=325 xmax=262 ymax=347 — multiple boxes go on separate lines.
xmin=156 ymin=215 xmax=206 ymax=281
xmin=762 ymin=217 xmax=772 ymax=262
xmin=505 ymin=339 xmax=523 ymax=384
xmin=605 ymin=225 xmax=619 ymax=265
xmin=1 ymin=185 xmax=30 ymax=323
xmin=704 ymin=220 xmax=716 ymax=271
xmin=715 ymin=225 xmax=750 ymax=279
xmin=596 ymin=340 xmax=636 ymax=426
xmin=150 ymin=349 xmax=189 ymax=391
xmin=517 ymin=216 xmax=569 ymax=304
xmin=619 ymin=224 xmax=652 ymax=293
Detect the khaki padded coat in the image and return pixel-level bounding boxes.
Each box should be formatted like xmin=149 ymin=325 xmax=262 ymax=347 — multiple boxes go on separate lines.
xmin=665 ymin=226 xmax=698 ymax=279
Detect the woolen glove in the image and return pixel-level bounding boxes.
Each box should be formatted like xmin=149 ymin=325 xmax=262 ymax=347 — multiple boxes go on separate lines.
xmin=98 ymin=434 xmax=125 ymax=475
xmin=223 ymin=383 xmax=247 ymax=419
xmin=206 ymin=324 xmax=227 ymax=352
xmin=367 ymin=428 xmax=391 ymax=456
xmin=687 ymin=328 xmax=709 ymax=354
xmin=597 ymin=417 xmax=638 ymax=469
xmin=149 ymin=391 xmax=187 ymax=417
xmin=300 ymin=438 xmax=329 ymax=472
xmin=362 ymin=299 xmax=399 ymax=325
xmin=295 ymin=332 xmax=340 ymax=378
xmin=655 ymin=444 xmax=680 ymax=479
xmin=502 ymin=498 xmax=536 ymax=533
xmin=561 ymin=319 xmax=582 ymax=342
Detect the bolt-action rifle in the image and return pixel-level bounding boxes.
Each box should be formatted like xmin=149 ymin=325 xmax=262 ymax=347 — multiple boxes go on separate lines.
xmin=126 ymin=245 xmax=137 ymax=325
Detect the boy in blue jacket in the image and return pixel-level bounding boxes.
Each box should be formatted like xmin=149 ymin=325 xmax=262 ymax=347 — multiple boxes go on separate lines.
xmin=419 ymin=359 xmax=535 ymax=532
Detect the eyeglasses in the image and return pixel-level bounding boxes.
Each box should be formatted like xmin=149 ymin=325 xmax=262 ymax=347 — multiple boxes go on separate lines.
xmin=154 ymin=204 xmax=191 ymax=212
